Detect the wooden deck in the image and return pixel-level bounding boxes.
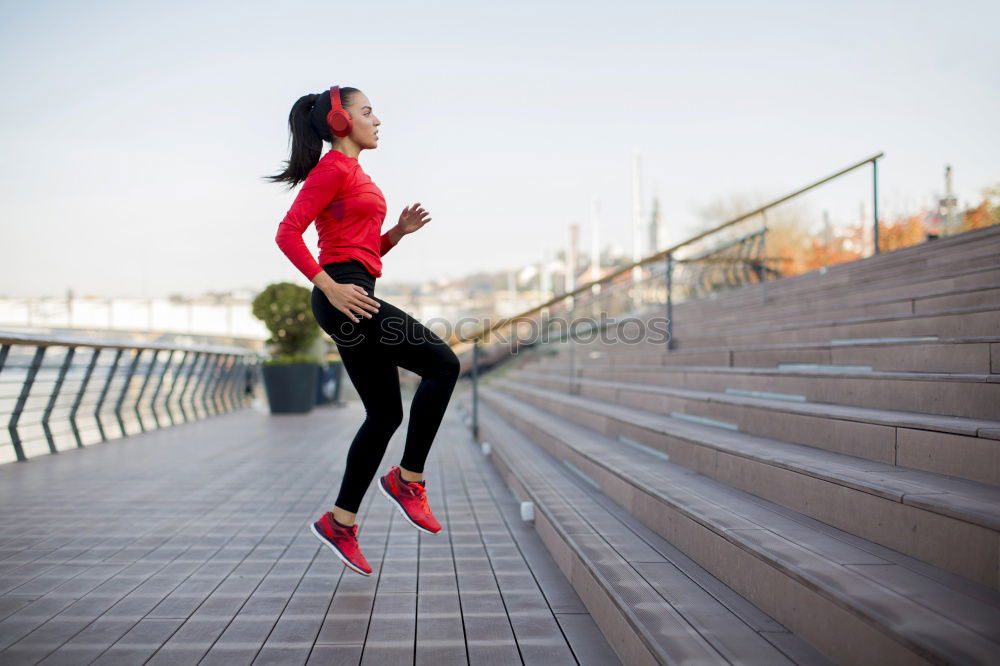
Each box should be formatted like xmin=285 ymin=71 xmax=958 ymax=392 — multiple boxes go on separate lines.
xmin=0 ymin=389 xmax=619 ymax=665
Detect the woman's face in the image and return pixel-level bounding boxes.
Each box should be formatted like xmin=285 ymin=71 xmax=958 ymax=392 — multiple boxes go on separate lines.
xmin=346 ymin=91 xmax=380 ymax=150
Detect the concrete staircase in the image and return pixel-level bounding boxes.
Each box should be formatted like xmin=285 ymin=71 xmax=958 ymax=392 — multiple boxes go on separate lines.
xmin=457 ymin=224 xmax=1000 ymax=665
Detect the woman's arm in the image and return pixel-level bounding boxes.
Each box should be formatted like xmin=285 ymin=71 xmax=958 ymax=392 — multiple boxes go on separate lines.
xmin=274 ymin=161 xmax=346 ymax=281
xmin=377 ymin=203 xmax=430 ymax=256
xmin=310 ymin=269 xmax=339 ymax=293
xmin=379 ymin=225 xmax=404 ymax=256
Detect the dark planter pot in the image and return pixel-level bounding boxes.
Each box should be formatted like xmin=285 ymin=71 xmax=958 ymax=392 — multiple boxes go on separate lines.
xmin=261 ymin=362 xmax=319 ymax=414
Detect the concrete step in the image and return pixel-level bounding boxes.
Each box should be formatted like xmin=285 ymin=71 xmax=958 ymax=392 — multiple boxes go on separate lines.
xmin=589 ymin=265 xmax=1000 ymax=365
xmin=456 ymin=397 xmax=833 ymax=665
xmin=547 ymin=336 xmax=999 ymax=375
xmin=701 ymin=307 xmax=1000 ymax=347
xmin=569 ymin=260 xmax=1000 ymax=340
xmin=612 ymin=234 xmax=1000 ymax=332
xmin=673 ymin=225 xmax=1000 ymax=311
xmin=668 ymin=255 xmax=1000 ymax=325
xmin=652 ymin=304 xmax=1000 ymax=349
xmin=757 ymin=240 xmax=1000 ymax=301
xmin=528 ymin=362 xmax=1000 ymax=421
xmin=664 ymin=282 xmax=1000 ymax=335
xmin=491 ymin=375 xmax=1000 ymax=588
xmin=475 ymin=386 xmax=1000 ymax=665
xmin=604 ymin=242 xmax=998 ymax=341
xmin=507 ymin=368 xmax=1000 ymax=486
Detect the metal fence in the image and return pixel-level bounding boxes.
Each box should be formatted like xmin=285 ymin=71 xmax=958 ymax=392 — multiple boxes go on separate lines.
xmin=455 ymin=152 xmax=885 ymax=438
xmin=0 ymin=332 xmax=264 ymax=463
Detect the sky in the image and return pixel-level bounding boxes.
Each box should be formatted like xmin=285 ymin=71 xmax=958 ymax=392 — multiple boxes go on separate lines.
xmin=1 ymin=0 xmax=997 ymax=298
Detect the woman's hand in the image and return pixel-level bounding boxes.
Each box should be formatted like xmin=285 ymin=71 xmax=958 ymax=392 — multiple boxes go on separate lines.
xmin=323 ymin=282 xmax=380 ymax=324
xmin=397 ymin=203 xmax=432 ymax=235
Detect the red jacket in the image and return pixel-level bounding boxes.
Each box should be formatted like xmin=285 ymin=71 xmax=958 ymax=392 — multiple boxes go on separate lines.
xmin=275 ymin=149 xmax=396 ymax=280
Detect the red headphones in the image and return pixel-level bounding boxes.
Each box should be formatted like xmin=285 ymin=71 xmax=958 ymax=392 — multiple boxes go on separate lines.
xmin=326 ymin=85 xmax=352 ymax=138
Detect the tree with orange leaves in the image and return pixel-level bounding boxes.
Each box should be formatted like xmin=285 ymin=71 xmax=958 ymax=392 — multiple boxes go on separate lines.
xmin=960 ymin=183 xmax=1000 ymax=231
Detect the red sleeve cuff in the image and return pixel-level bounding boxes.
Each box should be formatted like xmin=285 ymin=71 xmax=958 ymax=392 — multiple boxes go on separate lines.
xmin=379 ymin=230 xmax=397 ymax=256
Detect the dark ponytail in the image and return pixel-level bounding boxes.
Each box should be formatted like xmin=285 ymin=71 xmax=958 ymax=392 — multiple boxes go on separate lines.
xmin=264 ymin=87 xmax=359 ymax=189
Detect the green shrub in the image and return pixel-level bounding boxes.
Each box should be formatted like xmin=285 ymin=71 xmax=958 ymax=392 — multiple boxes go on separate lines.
xmin=261 ymin=353 xmax=318 ymax=366
xmin=251 ymin=282 xmax=322 ymax=364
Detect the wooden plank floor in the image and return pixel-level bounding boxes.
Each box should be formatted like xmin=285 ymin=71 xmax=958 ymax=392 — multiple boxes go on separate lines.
xmin=0 ymin=388 xmax=619 ymax=665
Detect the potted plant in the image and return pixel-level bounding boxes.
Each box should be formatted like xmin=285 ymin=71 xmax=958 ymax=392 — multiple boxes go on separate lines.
xmin=251 ymin=281 xmax=322 ymax=413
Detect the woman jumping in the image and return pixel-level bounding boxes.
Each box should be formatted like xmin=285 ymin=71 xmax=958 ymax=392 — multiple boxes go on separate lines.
xmin=267 ymin=85 xmax=461 ymax=576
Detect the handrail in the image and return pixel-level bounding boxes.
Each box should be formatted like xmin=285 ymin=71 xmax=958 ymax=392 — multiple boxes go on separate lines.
xmin=0 ymin=332 xmax=255 ymax=356
xmin=456 ymin=152 xmax=885 ymax=439
xmin=452 ymin=152 xmax=884 ymax=348
xmin=1 ymin=332 xmax=263 ymax=463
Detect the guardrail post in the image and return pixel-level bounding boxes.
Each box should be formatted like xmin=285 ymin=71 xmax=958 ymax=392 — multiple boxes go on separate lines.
xmin=115 ymin=348 xmax=142 ymax=437
xmin=761 ymin=211 xmax=769 ymax=305
xmin=70 ymin=348 xmax=100 ymax=448
xmin=133 ymin=349 xmax=159 ymax=433
xmin=226 ymin=355 xmax=243 ymax=412
xmin=42 ymin=346 xmax=76 ymax=453
xmin=872 ymin=159 xmax=880 ymax=254
xmin=202 ymin=354 xmax=223 ymax=417
xmin=219 ymin=354 xmax=240 ymax=413
xmin=149 ymin=349 xmax=174 ymax=429
xmin=203 ymin=354 xmax=222 ymax=416
xmin=9 ymin=346 xmax=46 ymax=462
xmin=471 ymin=338 xmax=479 ymax=440
xmin=212 ymin=354 xmax=229 ymax=416
xmin=211 ymin=354 xmax=229 ymax=415
xmin=179 ymin=352 xmax=205 ymax=423
xmin=194 ymin=352 xmax=212 ymax=416
xmin=665 ymin=252 xmax=674 ymax=351
xmin=95 ymin=348 xmax=123 ymax=442
xmin=218 ymin=354 xmax=238 ymax=414
xmin=167 ymin=350 xmax=193 ymax=425
xmin=568 ymin=318 xmax=576 ymax=394
xmin=231 ymin=357 xmax=243 ymax=409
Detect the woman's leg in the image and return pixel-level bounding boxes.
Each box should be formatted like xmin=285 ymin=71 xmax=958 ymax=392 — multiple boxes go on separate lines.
xmin=333 ymin=335 xmax=403 ymax=515
xmin=310 ymin=286 xmax=460 ymax=517
xmin=367 ymin=297 xmax=461 ymax=476
xmin=311 ymin=285 xmax=404 ymax=521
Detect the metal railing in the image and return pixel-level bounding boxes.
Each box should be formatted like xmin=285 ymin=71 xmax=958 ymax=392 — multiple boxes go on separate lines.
xmin=454 ymin=152 xmax=885 ymax=438
xmin=0 ymin=332 xmax=264 ymax=463
xmin=0 ymin=154 xmax=887 ymax=455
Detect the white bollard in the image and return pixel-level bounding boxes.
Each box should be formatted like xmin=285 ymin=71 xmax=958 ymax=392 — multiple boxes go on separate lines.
xmin=520 ymin=501 xmax=535 ymax=522
xmin=481 ymin=442 xmax=491 ymax=456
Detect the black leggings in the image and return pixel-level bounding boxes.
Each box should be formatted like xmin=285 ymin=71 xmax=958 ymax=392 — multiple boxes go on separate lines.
xmin=310 ymin=259 xmax=461 ymax=514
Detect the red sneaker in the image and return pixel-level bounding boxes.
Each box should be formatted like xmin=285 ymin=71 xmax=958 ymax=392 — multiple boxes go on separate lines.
xmin=378 ymin=465 xmax=442 ymax=535
xmin=310 ymin=512 xmax=372 ymax=576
